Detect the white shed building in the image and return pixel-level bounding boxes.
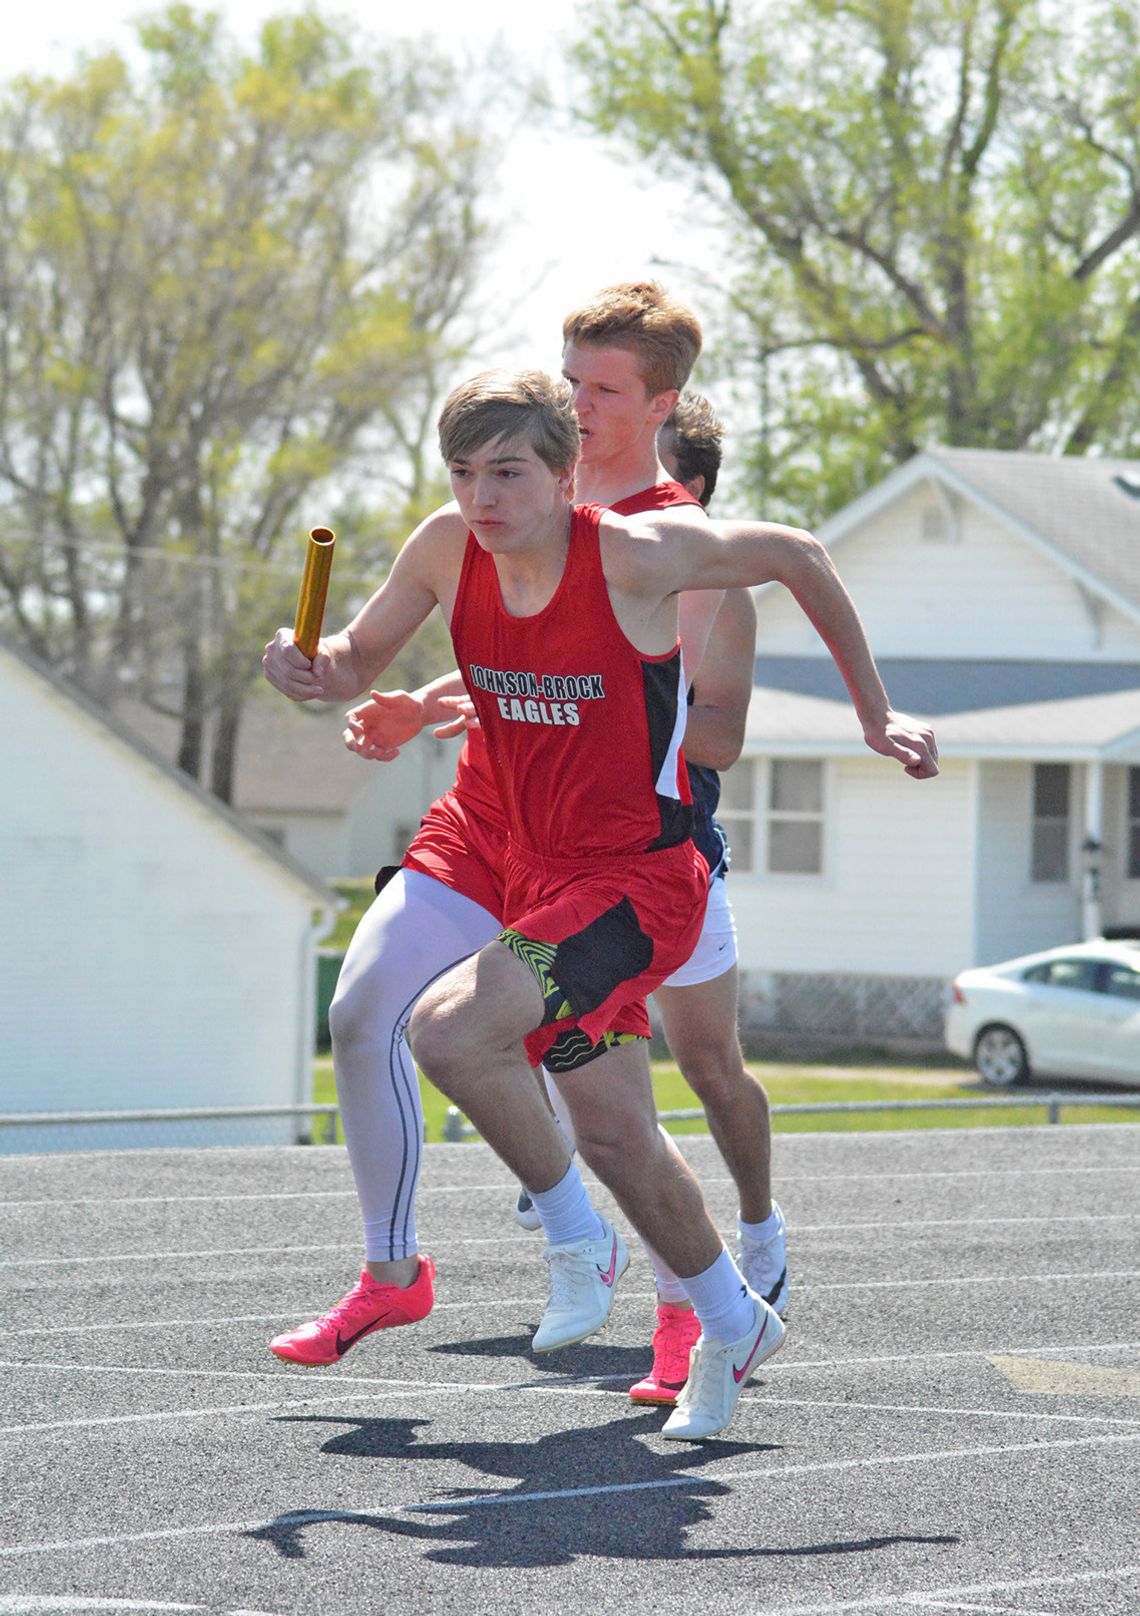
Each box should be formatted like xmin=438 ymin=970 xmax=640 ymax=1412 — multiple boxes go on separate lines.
xmin=0 ymin=640 xmax=338 ymax=1150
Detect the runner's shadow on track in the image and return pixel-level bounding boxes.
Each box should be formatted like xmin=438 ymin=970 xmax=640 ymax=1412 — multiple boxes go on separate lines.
xmin=251 ymin=1409 xmax=776 ymax=1567
xmin=250 ymin=1412 xmax=957 ymax=1569
xmin=427 ymin=1330 xmax=549 ymax=1360
xmin=429 ymin=1332 xmax=648 ymax=1377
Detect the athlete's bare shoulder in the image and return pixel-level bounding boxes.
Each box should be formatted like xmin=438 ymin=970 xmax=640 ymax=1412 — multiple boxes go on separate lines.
xmin=643 ymin=501 xmax=711 ymax=527
xmin=407 ymin=501 xmax=468 ymax=548
xmin=597 ymin=505 xmax=708 ymax=601
xmin=597 ymin=508 xmax=660 ymax=595
xmin=396 ymin=501 xmax=468 ymax=577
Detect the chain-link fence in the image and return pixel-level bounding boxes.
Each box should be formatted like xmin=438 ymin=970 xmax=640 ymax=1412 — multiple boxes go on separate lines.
xmin=735 ymin=969 xmax=947 ymax=1050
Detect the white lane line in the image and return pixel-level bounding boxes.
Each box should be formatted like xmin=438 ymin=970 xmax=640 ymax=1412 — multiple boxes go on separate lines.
xmin=403 ymin=1430 xmax=1140 ymax=1511
xmin=763 ymin=1394 xmax=1140 ymax=1429
xmin=5 ymin=1355 xmax=1140 ymax=1439
xmin=776 ymin=1339 xmax=1140 ymax=1368
xmin=767 ymin=1561 xmax=1140 ymax=1614
xmin=5 ymin=1229 xmax=1139 ymax=1291
xmin=0 ymin=1184 xmax=502 ymax=1212
xmin=4 ymin=1209 xmax=1137 ymax=1250
xmin=0 ymin=1358 xmax=476 ymax=1387
xmin=0 ymin=1599 xmax=284 ymax=1614
xmin=5 ymin=1430 xmax=1136 ymax=1558
xmin=912 ymin=1604 xmax=1061 ymax=1614
xmin=0 ymin=1313 xmax=329 ymax=1340
xmin=793 ymin=1213 xmax=1140 ymax=1229
xmin=0 ymin=1191 xmax=359 ymax=1210
xmin=3 ymin=1335 xmax=1139 ymax=1392
xmin=802 ymin=1269 xmax=1139 ymax=1293
xmin=0 ymin=1377 xmax=606 ymax=1436
xmin=1 ymin=1244 xmax=348 ymax=1268
xmin=2 ymin=1157 xmax=1137 ymax=1211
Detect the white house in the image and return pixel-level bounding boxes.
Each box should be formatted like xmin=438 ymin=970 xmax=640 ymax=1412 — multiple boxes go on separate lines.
xmin=0 ymin=640 xmax=339 ymax=1151
xmin=722 ymin=448 xmax=1140 ymax=1046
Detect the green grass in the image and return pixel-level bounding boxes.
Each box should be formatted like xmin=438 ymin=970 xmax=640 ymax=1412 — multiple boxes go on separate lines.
xmin=311 ymin=1054 xmax=1138 ymax=1143
xmin=323 ymin=880 xmax=376 ymax=950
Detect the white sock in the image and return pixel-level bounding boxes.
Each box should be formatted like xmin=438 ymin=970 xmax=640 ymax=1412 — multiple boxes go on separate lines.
xmin=738 ymin=1207 xmax=781 ymax=1244
xmin=542 ymin=1068 xmax=578 ymax=1154
xmin=643 ymin=1242 xmax=689 ymax=1306
xmin=529 ymin=1161 xmax=604 ymax=1247
xmin=680 ymin=1247 xmax=754 ymax=1344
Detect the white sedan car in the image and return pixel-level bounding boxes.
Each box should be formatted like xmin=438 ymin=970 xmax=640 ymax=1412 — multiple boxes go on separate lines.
xmin=945 ymin=939 xmax=1140 ymax=1088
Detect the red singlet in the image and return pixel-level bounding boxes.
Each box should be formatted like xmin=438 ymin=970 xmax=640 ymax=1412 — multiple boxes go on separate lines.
xmin=449 ymin=501 xmax=708 ymax=1067
xmin=400 ymin=480 xmax=700 ymax=916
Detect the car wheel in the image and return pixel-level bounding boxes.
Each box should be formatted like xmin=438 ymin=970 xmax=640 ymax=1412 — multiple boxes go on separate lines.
xmin=974 ymin=1024 xmax=1029 ymax=1087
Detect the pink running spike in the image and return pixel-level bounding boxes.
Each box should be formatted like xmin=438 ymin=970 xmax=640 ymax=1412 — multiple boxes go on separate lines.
xmin=269 ymin=1257 xmax=435 ymax=1367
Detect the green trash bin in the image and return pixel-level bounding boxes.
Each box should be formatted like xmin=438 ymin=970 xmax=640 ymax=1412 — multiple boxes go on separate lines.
xmin=315 ymin=949 xmax=345 ymax=1051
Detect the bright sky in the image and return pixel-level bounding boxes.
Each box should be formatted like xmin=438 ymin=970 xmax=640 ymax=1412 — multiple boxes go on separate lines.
xmin=8 ymin=0 xmax=724 ymax=379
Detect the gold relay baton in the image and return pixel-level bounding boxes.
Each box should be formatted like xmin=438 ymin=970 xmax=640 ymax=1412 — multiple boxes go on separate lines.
xmin=293 ymin=527 xmax=336 ymax=660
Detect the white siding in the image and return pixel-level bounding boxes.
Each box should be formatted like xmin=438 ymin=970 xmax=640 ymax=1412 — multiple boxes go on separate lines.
xmin=250 ymin=733 xmax=467 ymax=881
xmin=344 ymin=732 xmax=465 ymax=878
xmin=972 ymin=762 xmax=1081 ymax=963
xmin=250 ymin=809 xmax=350 ymax=882
xmin=1101 ymin=764 xmax=1140 ymax=932
xmin=756 ymin=484 xmax=1140 ymax=661
xmin=1 ymin=658 xmax=325 ymax=1132
xmin=729 ymin=757 xmax=973 ymax=976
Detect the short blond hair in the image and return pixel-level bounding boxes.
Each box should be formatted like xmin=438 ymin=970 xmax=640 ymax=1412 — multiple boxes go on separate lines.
xmin=562 ymin=281 xmax=702 ymax=396
xmin=438 ymin=370 xmax=580 ymax=474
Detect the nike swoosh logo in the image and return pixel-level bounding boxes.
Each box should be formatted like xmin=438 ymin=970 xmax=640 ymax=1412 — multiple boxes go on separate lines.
xmin=732 ymin=1313 xmax=771 ymax=1384
xmin=335 ymin=1312 xmax=393 ymax=1355
xmin=596 ymin=1234 xmax=618 ymax=1287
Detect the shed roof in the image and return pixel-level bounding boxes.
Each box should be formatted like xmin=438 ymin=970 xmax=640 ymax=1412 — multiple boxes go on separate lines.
xmin=115 ymin=694 xmax=373 ymax=814
xmin=4 ymin=637 xmax=336 ymax=904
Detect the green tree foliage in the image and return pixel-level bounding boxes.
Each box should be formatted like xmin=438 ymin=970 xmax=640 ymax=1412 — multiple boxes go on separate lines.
xmin=0 ymin=6 xmax=488 ymax=797
xmin=570 ymin=0 xmax=1140 ymax=518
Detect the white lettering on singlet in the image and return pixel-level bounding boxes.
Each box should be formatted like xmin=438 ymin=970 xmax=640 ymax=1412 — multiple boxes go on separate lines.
xmin=468 ymin=663 xmax=605 ymax=703
xmin=496 ymin=696 xmax=580 ymax=726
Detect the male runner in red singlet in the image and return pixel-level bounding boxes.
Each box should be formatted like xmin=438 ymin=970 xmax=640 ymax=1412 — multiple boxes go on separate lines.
xmin=266 ymin=367 xmax=938 ymax=1439
xmin=264 ymin=289 xmax=721 ymax=1381
xmin=355 ymin=392 xmax=772 ymax=1414
xmin=263 ymin=287 xmax=731 ymax=1379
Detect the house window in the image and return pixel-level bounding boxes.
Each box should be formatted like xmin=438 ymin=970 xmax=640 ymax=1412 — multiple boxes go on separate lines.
xmin=1128 ymin=769 xmax=1140 ymax=880
xmin=717 ymin=760 xmax=756 ymax=873
xmin=767 ymin=759 xmax=824 ymax=875
xmin=1031 ymin=764 xmax=1070 ymax=883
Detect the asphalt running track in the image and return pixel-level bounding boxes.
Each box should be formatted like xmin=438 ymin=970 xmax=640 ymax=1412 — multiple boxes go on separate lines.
xmin=1 ymin=1125 xmax=1138 ymax=1616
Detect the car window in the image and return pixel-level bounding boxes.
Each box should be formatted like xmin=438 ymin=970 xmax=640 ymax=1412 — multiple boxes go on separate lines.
xmin=1102 ymin=963 xmax=1140 ymax=1001
xmin=1022 ymin=958 xmax=1100 ymax=991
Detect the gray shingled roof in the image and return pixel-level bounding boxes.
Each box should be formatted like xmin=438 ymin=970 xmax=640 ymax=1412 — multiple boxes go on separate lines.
xmin=925 ymin=446 xmax=1140 ymax=614
xmin=744 ymin=659 xmax=1140 ymax=760
xmin=752 ymin=656 xmax=1140 ymax=716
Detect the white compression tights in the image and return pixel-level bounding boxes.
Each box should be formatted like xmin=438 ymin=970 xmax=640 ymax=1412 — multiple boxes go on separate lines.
xmin=327 ymin=868 xmax=500 ymax=1262
xmin=330 ymin=863 xmax=689 ymax=1301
